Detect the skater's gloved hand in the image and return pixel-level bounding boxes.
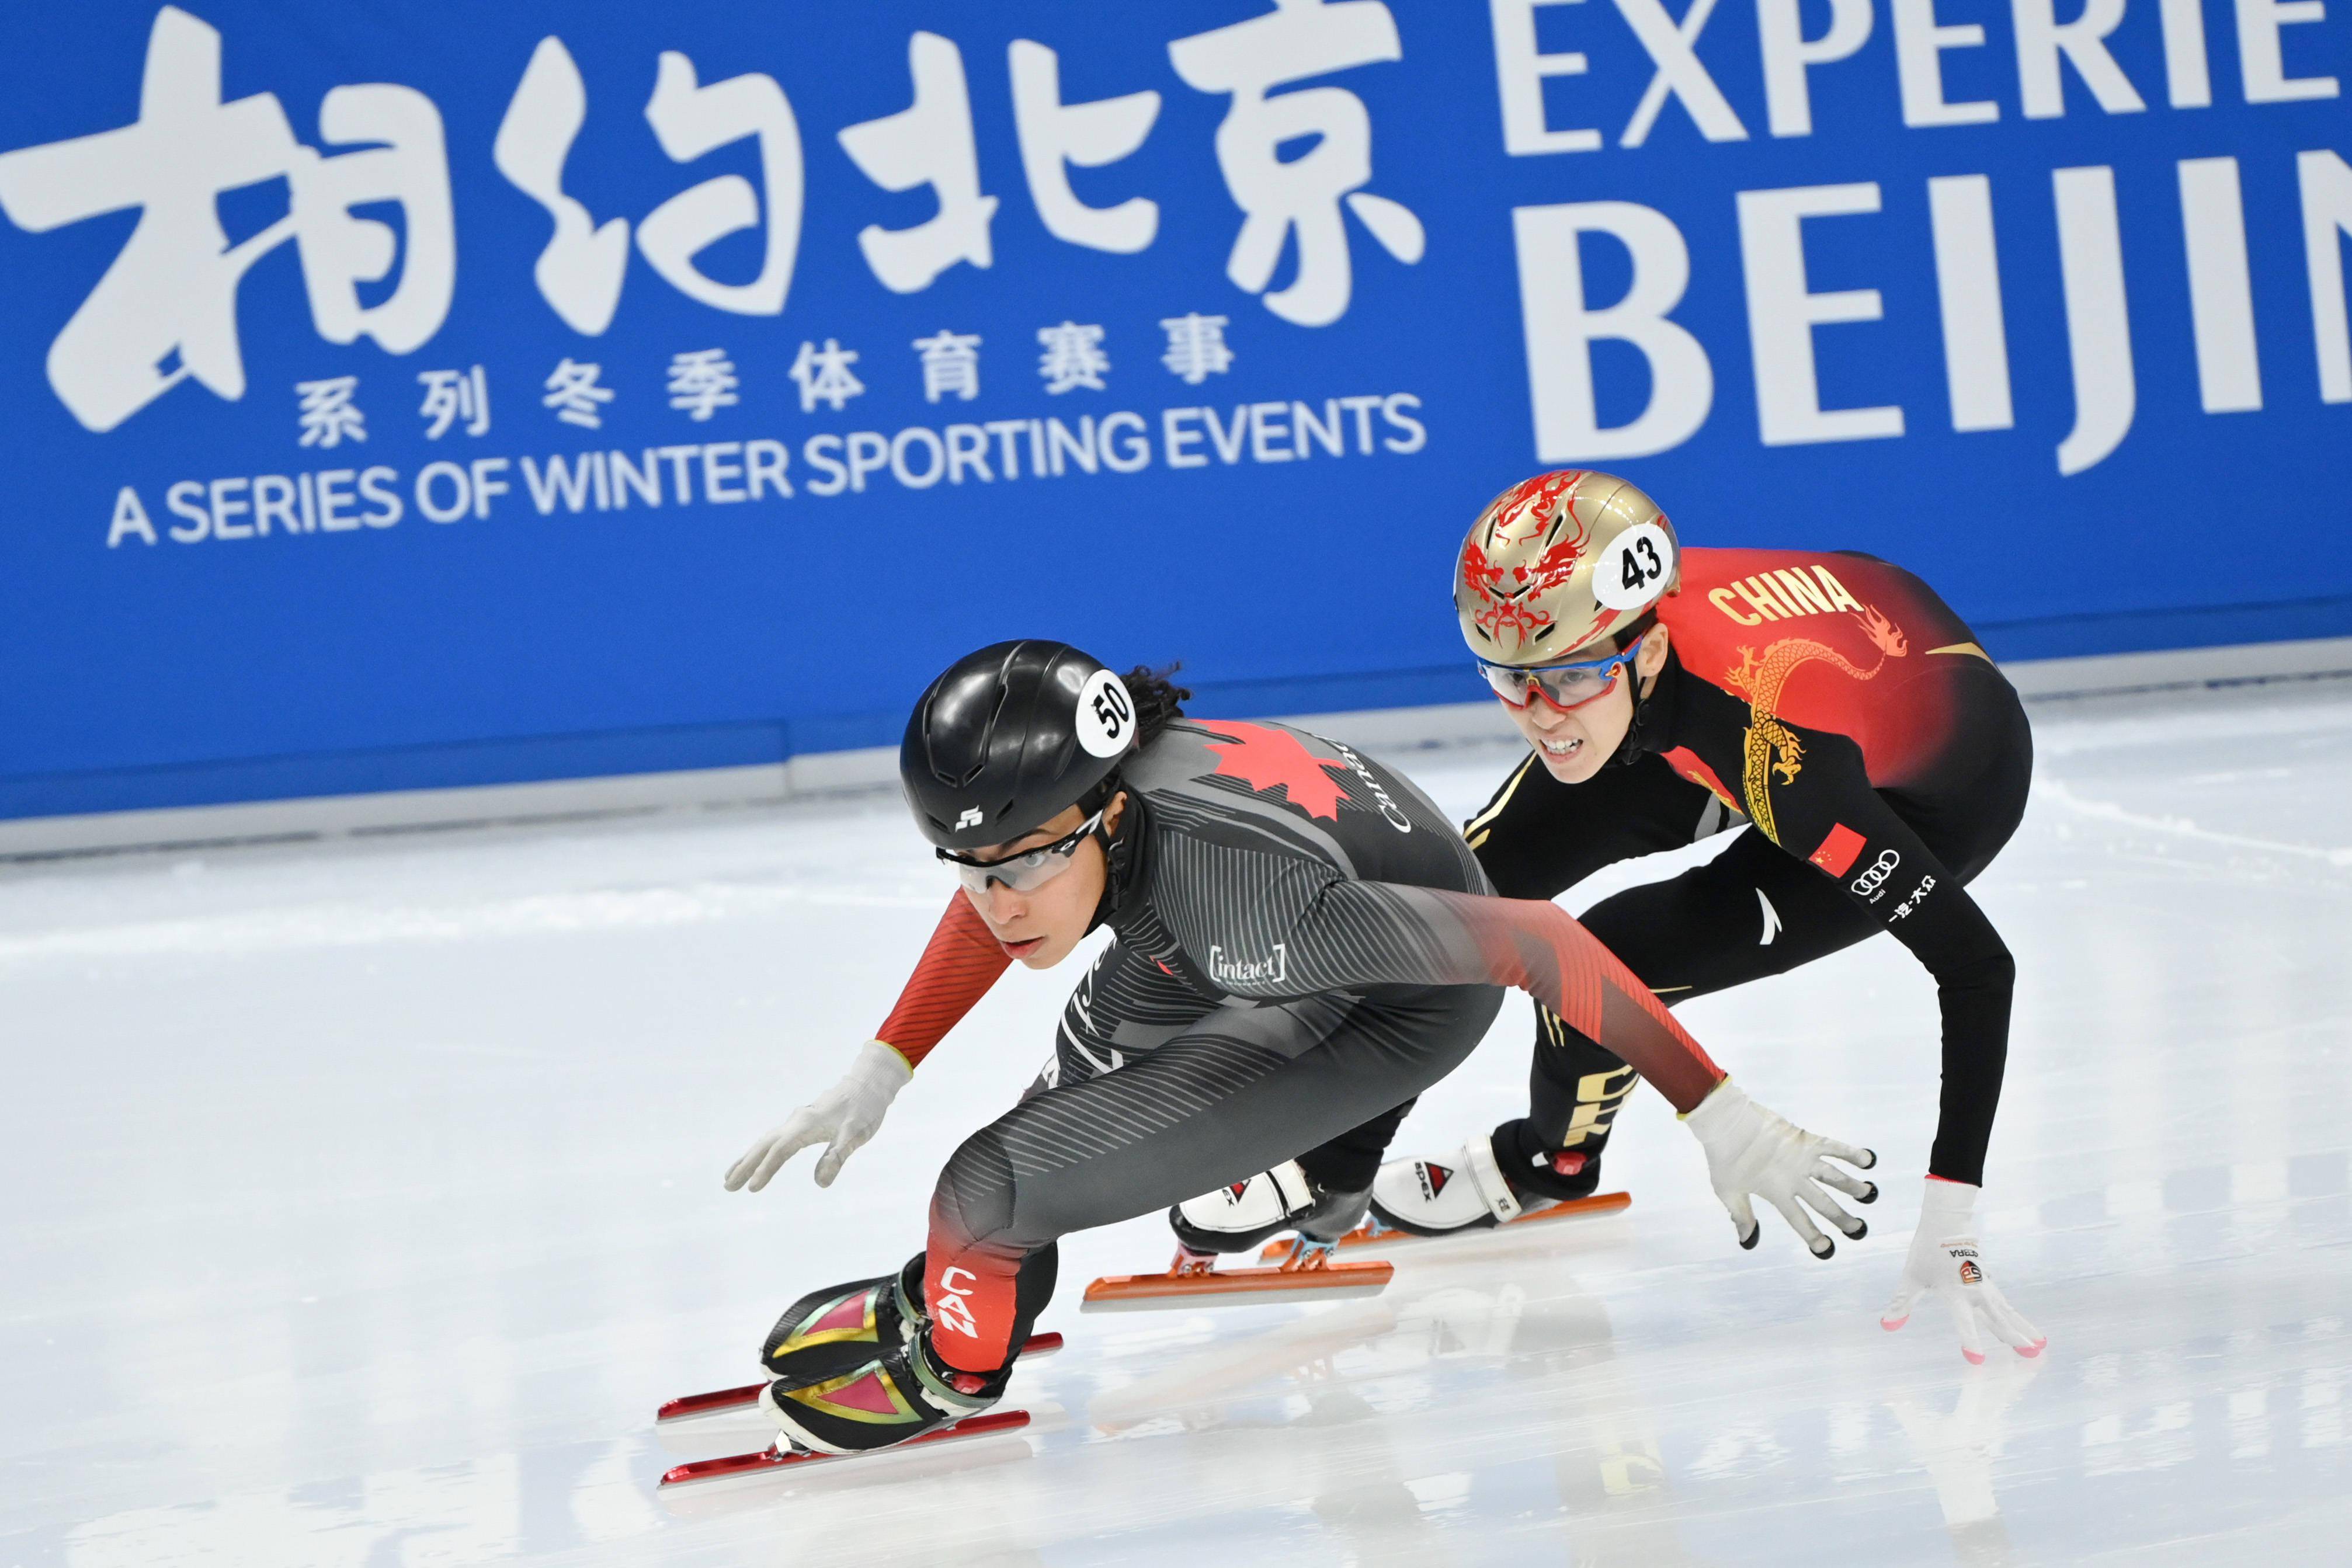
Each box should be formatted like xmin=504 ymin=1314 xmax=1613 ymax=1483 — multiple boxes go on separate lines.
xmin=724 ymin=1039 xmax=912 ymax=1192
xmin=1881 ymin=1177 xmax=2046 ymax=1364
xmin=1682 ymin=1077 xmax=1878 ymax=1257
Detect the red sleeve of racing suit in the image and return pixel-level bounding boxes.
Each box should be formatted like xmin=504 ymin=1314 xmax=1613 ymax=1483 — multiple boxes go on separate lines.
xmin=874 ymin=895 xmax=1011 ymax=1068
xmin=1279 ymin=881 xmax=1727 ymax=1112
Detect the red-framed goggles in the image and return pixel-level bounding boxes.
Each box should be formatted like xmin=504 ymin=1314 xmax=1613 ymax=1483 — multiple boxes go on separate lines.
xmin=1476 ymin=642 xmax=1643 ymax=712
xmin=937 ymin=808 xmax=1106 ymax=894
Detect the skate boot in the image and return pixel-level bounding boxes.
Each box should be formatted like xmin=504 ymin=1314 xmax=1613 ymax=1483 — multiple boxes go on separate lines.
xmin=760 ymin=1320 xmax=1010 ymax=1455
xmin=759 ymin=1253 xmax=925 ymax=1383
xmin=1492 ymin=1117 xmax=1607 ymax=1202
xmin=1168 ymin=1159 xmax=1372 ymax=1255
xmin=1085 ymin=1160 xmax=1395 ymax=1308
xmin=1368 ymin=1127 xmax=1604 ymax=1238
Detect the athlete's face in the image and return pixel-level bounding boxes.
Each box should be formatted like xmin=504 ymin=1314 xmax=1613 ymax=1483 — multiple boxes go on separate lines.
xmin=960 ymin=793 xmax=1128 ymax=969
xmin=1503 ymin=625 xmax=1672 ymax=784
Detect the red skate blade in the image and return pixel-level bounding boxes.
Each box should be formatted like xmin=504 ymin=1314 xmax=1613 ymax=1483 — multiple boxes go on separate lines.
xmin=1079 ymin=1260 xmax=1392 ymax=1312
xmin=657 ymin=1409 xmax=1031 ymax=1490
xmin=1257 ymin=1190 xmax=1632 ymax=1263
xmin=655 ymin=1331 xmax=1062 ymax=1425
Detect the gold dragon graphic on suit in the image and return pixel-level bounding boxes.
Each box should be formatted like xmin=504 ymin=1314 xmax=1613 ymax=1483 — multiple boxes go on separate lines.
xmin=1724 ymin=604 xmax=1909 ymax=845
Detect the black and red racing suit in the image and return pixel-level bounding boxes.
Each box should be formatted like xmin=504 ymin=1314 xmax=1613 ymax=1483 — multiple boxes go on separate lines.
xmin=1449 ymin=546 xmax=2030 ymax=1197
xmin=866 ymin=716 xmax=1731 ymax=1373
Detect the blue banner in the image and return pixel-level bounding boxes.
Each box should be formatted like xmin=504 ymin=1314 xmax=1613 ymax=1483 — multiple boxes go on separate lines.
xmin=2 ymin=1 xmax=2346 ymax=816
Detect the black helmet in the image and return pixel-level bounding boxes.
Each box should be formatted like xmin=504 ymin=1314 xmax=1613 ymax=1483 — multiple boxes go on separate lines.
xmin=901 ymin=641 xmax=1139 ymax=851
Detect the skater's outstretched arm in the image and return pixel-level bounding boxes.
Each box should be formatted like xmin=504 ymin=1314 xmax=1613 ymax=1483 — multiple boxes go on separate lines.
xmin=874 ymin=894 xmax=1013 ymax=1068
xmin=1201 ymin=872 xmax=1878 ymax=1257
xmin=1743 ymin=729 xmax=2013 ymax=1186
xmin=724 ymin=896 xmax=1009 ymax=1193
xmin=1753 ymin=732 xmax=2039 ymax=1355
xmin=1259 ymin=879 xmax=1726 ymax=1111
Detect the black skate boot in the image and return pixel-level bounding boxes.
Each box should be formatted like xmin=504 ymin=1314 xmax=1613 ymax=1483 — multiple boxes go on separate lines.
xmin=1168 ymin=1159 xmax=1371 ymax=1255
xmin=760 ymin=1320 xmax=1011 ymax=1455
xmin=760 ymin=1253 xmax=925 ymax=1383
xmin=1495 ymin=1116 xmax=1607 ymax=1204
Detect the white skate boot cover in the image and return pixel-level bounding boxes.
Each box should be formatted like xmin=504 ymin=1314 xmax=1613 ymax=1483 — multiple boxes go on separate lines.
xmin=1176 ymin=1160 xmax=1316 ymax=1237
xmin=1373 ymin=1135 xmax=1524 ymax=1234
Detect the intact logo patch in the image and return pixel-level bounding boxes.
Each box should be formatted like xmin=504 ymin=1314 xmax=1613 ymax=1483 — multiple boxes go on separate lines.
xmin=1209 ymin=943 xmax=1287 ymax=987
xmin=1957 ymin=1260 xmax=1983 ymax=1285
xmin=1420 ymin=1162 xmax=1454 ymax=1201
xmin=1227 ymin=1180 xmax=1250 ymax=1202
xmin=1809 ymin=822 xmax=1865 ymax=877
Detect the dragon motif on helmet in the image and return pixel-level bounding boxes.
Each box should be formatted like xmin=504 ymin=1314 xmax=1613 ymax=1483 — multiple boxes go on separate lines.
xmin=1459 ymin=471 xmax=1597 ymax=655
xmin=1454 ymin=469 xmax=1675 ymax=666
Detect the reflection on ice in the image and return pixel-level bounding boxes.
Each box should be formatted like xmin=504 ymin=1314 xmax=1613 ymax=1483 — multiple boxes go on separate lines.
xmin=9 ymin=684 xmax=2352 ymax=1564
xmin=1889 ymin=1355 xmax=2042 ymax=1562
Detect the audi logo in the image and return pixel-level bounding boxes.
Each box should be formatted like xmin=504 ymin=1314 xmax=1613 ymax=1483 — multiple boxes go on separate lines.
xmin=1849 ymin=849 xmax=1901 ymax=895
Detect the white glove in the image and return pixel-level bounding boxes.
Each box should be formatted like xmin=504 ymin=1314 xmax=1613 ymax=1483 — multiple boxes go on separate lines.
xmin=724 ymin=1039 xmax=912 ymax=1192
xmin=1682 ymin=1077 xmax=1878 ymax=1257
xmin=1881 ymin=1178 xmax=2045 ymax=1364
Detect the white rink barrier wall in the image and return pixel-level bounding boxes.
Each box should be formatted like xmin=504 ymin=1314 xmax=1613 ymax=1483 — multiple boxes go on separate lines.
xmin=6 ymin=635 xmax=2350 ymax=863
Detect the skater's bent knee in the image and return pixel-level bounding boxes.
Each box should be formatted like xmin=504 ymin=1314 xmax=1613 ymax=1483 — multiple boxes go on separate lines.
xmin=932 ymin=1128 xmax=1022 ymax=1251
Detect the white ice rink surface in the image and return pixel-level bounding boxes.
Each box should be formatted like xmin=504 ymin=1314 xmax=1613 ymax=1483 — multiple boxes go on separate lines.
xmin=5 ymin=681 xmax=2350 ymax=1567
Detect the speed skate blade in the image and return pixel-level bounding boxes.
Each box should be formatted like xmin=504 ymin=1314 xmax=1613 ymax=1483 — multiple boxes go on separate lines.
xmin=1256 ymin=1190 xmax=1632 ymax=1263
xmin=1081 ymin=1260 xmax=1392 ymax=1312
xmin=657 ymin=1409 xmax=1032 ymax=1492
xmin=655 ymin=1330 xmax=1063 ymax=1428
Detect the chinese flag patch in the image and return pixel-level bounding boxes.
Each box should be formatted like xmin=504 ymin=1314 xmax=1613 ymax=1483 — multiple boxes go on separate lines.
xmin=1809 ymin=823 xmax=1866 ymax=877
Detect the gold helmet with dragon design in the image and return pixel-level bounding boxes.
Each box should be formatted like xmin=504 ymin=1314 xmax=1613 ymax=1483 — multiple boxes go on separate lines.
xmin=1454 ymin=470 xmax=1680 ymax=666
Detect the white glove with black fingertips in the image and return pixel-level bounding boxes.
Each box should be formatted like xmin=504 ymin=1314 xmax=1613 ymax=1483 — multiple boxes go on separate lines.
xmin=1881 ymin=1177 xmax=2045 ymax=1364
xmin=724 ymin=1039 xmax=912 ymax=1192
xmin=1682 ymin=1077 xmax=1878 ymax=1257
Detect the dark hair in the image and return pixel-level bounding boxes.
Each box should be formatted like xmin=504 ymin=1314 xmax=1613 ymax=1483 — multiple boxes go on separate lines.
xmin=1076 ymin=663 xmax=1191 ymax=822
xmin=1122 ymin=663 xmax=1190 ymax=748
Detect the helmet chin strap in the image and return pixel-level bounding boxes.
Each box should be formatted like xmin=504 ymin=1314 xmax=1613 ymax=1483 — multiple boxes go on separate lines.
xmin=1611 ymin=645 xmax=1672 ymax=767
xmin=1088 ymin=784 xmax=1144 ymax=933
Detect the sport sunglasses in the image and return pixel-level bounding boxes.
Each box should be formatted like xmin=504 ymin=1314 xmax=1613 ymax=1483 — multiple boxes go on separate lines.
xmin=936 ymin=808 xmax=1106 ymax=894
xmin=1475 ymin=642 xmax=1643 ymax=712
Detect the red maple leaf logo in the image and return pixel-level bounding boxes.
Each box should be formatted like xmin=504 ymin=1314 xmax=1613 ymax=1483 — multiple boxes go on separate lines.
xmin=1201 ymin=722 xmax=1353 ymax=821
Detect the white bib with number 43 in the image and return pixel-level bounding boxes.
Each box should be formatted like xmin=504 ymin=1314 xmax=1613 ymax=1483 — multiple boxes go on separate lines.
xmin=1593 ymin=521 xmax=1676 ymax=611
